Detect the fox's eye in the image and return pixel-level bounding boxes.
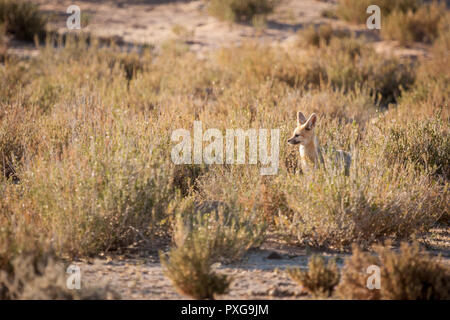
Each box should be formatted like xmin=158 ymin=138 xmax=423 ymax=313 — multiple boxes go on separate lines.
xmin=295 ymin=134 xmax=300 ymax=137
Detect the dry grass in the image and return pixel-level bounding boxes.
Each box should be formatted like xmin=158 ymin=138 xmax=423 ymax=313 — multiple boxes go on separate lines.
xmin=0 ymin=23 xmax=448 ymax=299
xmin=287 ymin=255 xmax=340 ymax=298
xmin=336 ymin=0 xmax=423 ymax=24
xmin=383 ymin=2 xmax=448 ymax=45
xmin=336 ymin=242 xmax=450 ymax=299
xmin=0 ymin=23 xmax=6 ymax=61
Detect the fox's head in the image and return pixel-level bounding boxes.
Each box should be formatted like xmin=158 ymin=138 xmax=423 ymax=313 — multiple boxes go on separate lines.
xmin=287 ymin=111 xmax=317 ymax=146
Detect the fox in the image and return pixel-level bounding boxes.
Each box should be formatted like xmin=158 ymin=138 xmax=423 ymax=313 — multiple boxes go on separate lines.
xmin=287 ymin=111 xmax=351 ymax=174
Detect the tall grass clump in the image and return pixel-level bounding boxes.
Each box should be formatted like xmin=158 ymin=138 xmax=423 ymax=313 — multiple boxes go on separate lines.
xmin=336 ymin=242 xmax=450 ymax=299
xmin=287 ymin=255 xmax=340 ymax=298
xmin=383 ymin=2 xmax=447 ymax=45
xmin=0 ymin=0 xmax=46 ymax=41
xmin=208 ymin=0 xmax=278 ymax=23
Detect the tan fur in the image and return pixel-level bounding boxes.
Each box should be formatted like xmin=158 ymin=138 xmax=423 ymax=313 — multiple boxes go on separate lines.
xmin=287 ymin=111 xmax=351 ymax=173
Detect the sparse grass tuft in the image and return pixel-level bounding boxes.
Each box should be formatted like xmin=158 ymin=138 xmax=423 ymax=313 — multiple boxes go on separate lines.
xmin=208 ymin=0 xmax=278 ymax=23
xmin=287 ymin=255 xmax=340 ymax=298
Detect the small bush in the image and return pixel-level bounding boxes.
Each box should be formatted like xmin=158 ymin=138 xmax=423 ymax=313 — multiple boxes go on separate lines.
xmin=378 ymin=115 xmax=450 ymax=180
xmin=336 ymin=0 xmax=423 ymax=24
xmin=383 ymin=2 xmax=447 ymax=45
xmin=0 ymin=0 xmax=46 ymax=41
xmin=208 ymin=0 xmax=278 ymax=23
xmin=337 ymin=242 xmax=450 ymax=300
xmin=287 ymin=255 xmax=340 ymax=298
xmin=161 ymin=195 xmax=265 ymax=299
xmin=298 ymin=24 xmax=348 ymax=47
xmin=160 ymin=236 xmax=231 ymax=299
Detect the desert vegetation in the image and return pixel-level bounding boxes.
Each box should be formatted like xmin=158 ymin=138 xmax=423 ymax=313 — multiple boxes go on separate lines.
xmin=0 ymin=0 xmax=46 ymax=41
xmin=0 ymin=0 xmax=449 ymax=299
xmin=208 ymin=0 xmax=279 ymax=23
xmin=336 ymin=242 xmax=450 ymax=300
xmin=287 ymin=255 xmax=340 ymax=298
xmin=336 ymin=0 xmax=448 ymax=45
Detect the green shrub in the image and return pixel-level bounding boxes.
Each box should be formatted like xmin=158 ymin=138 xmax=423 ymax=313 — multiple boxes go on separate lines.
xmin=0 ymin=0 xmax=46 ymax=41
xmin=287 ymin=255 xmax=340 ymax=298
xmin=160 ymin=234 xmax=231 ymax=299
xmin=161 ymin=195 xmax=265 ymax=299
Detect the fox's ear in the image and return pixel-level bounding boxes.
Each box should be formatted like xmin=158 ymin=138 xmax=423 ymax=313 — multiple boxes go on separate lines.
xmin=306 ymin=113 xmax=317 ymax=130
xmin=297 ymin=111 xmax=307 ymax=125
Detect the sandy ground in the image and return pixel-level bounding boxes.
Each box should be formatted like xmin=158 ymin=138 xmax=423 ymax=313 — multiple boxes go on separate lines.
xmin=8 ymin=0 xmax=429 ymax=59
xmin=6 ymin=0 xmax=447 ymax=299
xmin=76 ymin=227 xmax=450 ymax=299
xmin=78 ymin=242 xmax=343 ymax=300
